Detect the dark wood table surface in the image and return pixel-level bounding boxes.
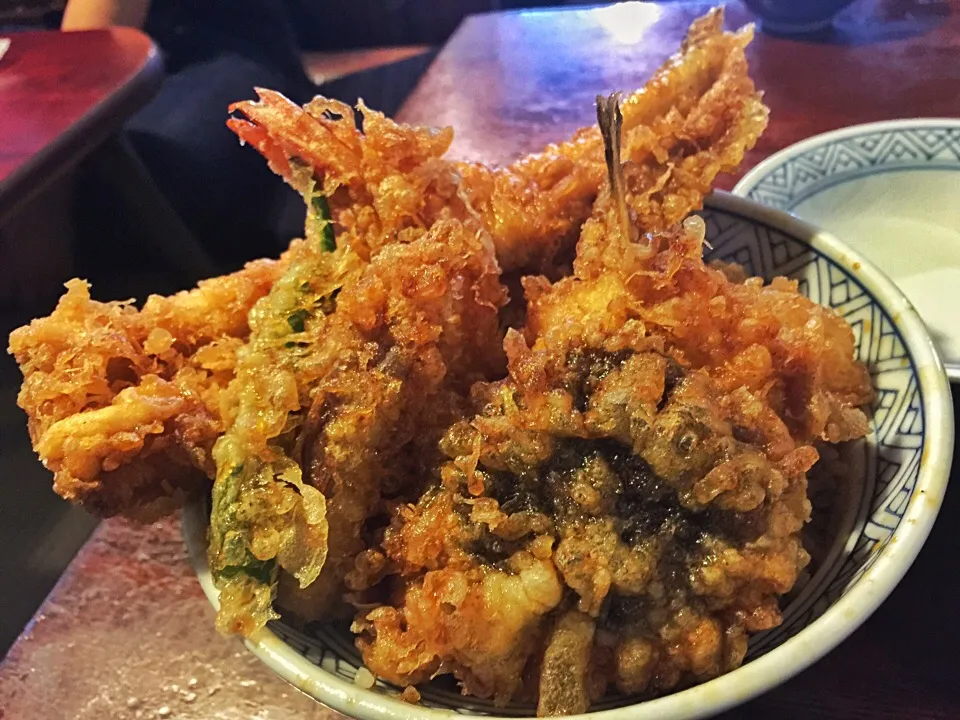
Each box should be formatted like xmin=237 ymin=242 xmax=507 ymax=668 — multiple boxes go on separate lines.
xmin=0 ymin=27 xmax=162 ymax=223
xmin=3 ymin=1 xmax=960 ymax=718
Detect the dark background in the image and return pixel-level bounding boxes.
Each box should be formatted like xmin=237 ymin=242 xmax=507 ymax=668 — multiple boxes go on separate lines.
xmin=1 ymin=0 xmax=612 ymax=44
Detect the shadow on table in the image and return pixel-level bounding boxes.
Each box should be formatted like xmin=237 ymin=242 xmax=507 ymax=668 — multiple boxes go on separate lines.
xmin=0 ymin=310 xmax=99 ymax=659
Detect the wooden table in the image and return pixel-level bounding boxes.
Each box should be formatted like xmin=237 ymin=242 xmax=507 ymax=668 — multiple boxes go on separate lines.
xmin=0 ymin=27 xmax=162 ymax=223
xmin=3 ymin=1 xmax=960 ymax=718
xmin=400 ymin=0 xmax=960 ymax=190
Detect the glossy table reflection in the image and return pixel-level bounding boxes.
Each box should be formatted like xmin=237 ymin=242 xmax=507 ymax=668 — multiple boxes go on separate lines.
xmin=398 ymin=0 xmax=960 ymax=190
xmin=0 ymin=27 xmax=162 ymax=223
xmin=2 ymin=2 xmax=959 ymax=718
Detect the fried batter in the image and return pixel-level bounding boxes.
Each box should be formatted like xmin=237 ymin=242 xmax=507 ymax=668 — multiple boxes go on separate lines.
xmin=351 ymin=489 xmax=563 ymax=704
xmin=11 ymin=8 xmax=763 ymax=529
xmin=351 ymin=100 xmax=870 ymax=713
xmin=210 ymin=207 xmax=507 ymax=634
xmin=8 ymin=255 xmax=288 ymax=521
xmin=356 ymin=216 xmax=868 ymax=712
xmin=228 ymin=8 xmax=764 ymax=274
xmin=538 ymin=609 xmax=596 ymax=716
xmin=283 ymin=218 xmax=507 ymax=625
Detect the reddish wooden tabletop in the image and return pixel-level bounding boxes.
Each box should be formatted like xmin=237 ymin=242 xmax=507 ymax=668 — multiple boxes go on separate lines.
xmin=3 ymin=2 xmax=960 ymax=718
xmin=0 ymin=27 xmax=162 ymax=222
xmin=398 ymin=0 xmax=960 ymax=191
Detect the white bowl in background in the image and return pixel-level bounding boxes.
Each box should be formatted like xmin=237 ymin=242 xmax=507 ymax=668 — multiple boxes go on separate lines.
xmin=734 ymin=119 xmax=960 ymax=381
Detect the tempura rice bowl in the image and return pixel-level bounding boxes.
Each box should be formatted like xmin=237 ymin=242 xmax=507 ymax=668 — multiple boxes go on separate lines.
xmin=183 ymin=192 xmax=952 ymax=720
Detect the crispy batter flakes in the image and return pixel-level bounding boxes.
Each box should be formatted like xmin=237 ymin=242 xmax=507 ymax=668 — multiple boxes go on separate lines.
xmin=350 ymin=217 xmax=870 ymax=714
xmin=227 ymin=8 xmax=765 ymax=275
xmin=8 ymin=256 xmax=288 ymax=521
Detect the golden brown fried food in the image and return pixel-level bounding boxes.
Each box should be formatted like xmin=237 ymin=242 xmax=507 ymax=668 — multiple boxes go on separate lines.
xmin=570 ymin=203 xmax=871 ymax=443
xmin=538 ymin=609 xmax=596 ymax=716
xmin=351 ymin=91 xmax=870 ymax=711
xmin=459 ymin=8 xmax=766 ymax=273
xmin=351 ymin=489 xmax=563 ymax=705
xmin=285 ymin=218 xmax=507 ymax=624
xmin=355 ymin=214 xmax=869 ymax=713
xmin=228 ymin=93 xmax=465 ymax=265
xmin=11 ymin=8 xmax=762 ymax=528
xmin=8 ymin=255 xmax=288 ymax=521
xmin=227 ymin=8 xmax=764 ymax=274
xmin=210 ymin=213 xmax=508 ymax=635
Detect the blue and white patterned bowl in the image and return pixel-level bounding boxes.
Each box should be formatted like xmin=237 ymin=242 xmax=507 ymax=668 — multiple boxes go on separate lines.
xmin=733 ymin=119 xmax=960 ymax=381
xmin=182 ymin=191 xmax=953 ymax=720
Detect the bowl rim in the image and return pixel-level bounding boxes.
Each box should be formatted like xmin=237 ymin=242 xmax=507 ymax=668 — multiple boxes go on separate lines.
xmin=732 ymin=118 xmax=960 ymax=382
xmin=182 ymin=191 xmax=954 ymax=720
xmin=732 ymin=117 xmax=960 ymax=200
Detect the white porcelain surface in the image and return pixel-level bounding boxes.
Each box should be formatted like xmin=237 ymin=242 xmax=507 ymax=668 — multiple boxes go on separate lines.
xmin=183 ymin=192 xmax=953 ymax=720
xmin=734 ymin=119 xmax=960 ymax=380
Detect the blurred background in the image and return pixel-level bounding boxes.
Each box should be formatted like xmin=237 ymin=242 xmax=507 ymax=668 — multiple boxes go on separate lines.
xmin=3 ymin=0 xmax=610 ymax=45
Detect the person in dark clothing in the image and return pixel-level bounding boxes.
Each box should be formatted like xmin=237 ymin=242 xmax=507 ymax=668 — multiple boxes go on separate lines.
xmin=62 ymin=0 xmax=315 ymax=267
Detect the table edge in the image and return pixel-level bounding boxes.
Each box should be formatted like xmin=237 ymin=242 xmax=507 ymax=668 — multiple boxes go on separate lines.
xmin=0 ymin=27 xmax=164 ymax=223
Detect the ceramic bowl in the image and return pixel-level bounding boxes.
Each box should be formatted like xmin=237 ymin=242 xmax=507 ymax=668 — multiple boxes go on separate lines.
xmin=733 ymin=119 xmax=960 ymax=381
xmin=182 ymin=191 xmax=953 ymax=720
